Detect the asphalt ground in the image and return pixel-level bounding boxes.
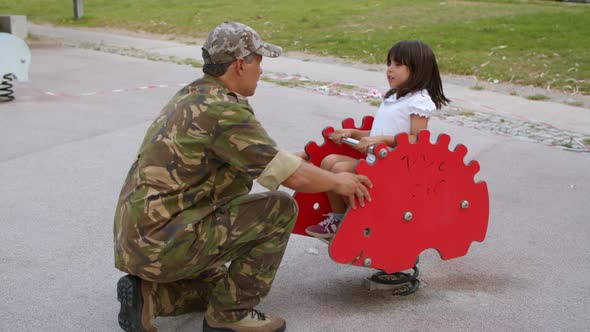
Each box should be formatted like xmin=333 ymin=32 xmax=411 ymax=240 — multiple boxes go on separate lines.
xmin=0 ymin=42 xmax=589 ymax=331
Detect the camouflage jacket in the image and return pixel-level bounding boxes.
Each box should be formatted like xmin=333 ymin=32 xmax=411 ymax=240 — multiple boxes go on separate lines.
xmin=113 ymin=75 xmax=301 ymax=278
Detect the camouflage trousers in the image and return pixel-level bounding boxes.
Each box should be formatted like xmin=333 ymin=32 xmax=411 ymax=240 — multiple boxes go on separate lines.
xmin=139 ymin=191 xmax=298 ymax=323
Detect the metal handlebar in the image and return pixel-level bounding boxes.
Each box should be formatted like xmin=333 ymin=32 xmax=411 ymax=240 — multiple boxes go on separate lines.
xmin=342 ymin=137 xmax=375 ymax=155
xmin=342 ymin=137 xmax=360 ymax=146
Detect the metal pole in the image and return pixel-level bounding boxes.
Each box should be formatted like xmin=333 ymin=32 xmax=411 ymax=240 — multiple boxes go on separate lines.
xmin=342 ymin=137 xmax=376 ymax=161
xmin=73 ymin=0 xmax=84 ymax=19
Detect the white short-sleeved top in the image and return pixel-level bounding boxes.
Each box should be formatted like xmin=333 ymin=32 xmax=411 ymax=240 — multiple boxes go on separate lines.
xmin=369 ymin=89 xmax=436 ymax=137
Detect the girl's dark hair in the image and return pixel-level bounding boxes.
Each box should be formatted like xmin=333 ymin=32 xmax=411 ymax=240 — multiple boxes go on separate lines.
xmin=384 ymin=40 xmax=450 ymax=109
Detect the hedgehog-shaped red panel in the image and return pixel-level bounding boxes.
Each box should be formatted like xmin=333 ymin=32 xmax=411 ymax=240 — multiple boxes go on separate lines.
xmin=329 ymin=131 xmax=489 ymax=273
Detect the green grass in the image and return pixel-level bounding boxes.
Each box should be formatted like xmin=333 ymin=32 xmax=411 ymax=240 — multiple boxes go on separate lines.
xmin=527 ymin=94 xmax=550 ymax=101
xmin=2 ymin=0 xmax=588 ymax=93
xmin=26 ymin=33 xmax=40 ymax=41
xmin=369 ymin=100 xmax=382 ymax=107
xmin=565 ymin=99 xmax=584 ymax=107
xmin=261 ymin=77 xmax=314 ymax=88
xmin=335 ymin=84 xmax=356 ymax=90
xmin=178 ymin=58 xmax=202 ymax=68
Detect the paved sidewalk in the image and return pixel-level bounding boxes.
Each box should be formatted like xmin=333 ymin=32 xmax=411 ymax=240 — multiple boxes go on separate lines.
xmin=28 ymin=24 xmax=590 ymax=146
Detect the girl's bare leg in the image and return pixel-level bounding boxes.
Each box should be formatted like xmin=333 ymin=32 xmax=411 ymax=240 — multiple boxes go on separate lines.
xmin=320 ymin=154 xmax=354 ymax=170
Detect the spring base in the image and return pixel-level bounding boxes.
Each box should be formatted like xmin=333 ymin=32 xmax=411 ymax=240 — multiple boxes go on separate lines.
xmin=1 ymin=74 xmax=15 ymax=102
xmin=363 ymin=258 xmax=420 ymax=296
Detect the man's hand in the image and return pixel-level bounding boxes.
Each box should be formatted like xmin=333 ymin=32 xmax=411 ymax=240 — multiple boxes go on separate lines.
xmin=282 ymin=158 xmax=373 ymax=201
xmin=332 ymin=172 xmax=372 ymax=209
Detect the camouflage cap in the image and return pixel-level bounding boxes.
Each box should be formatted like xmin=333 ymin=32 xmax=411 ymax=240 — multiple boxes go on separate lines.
xmin=202 ymin=22 xmax=282 ymax=64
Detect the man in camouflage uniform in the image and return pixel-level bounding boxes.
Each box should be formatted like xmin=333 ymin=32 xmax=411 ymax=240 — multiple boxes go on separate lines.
xmin=114 ymin=22 xmax=372 ymax=332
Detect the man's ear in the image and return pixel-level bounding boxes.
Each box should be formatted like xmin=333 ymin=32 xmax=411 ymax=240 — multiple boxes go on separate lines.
xmin=233 ymin=58 xmax=245 ymax=76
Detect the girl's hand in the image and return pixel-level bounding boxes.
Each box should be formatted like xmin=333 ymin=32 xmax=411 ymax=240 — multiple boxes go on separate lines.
xmin=356 ymin=136 xmax=382 ymax=154
xmin=329 ymin=129 xmax=355 ymax=145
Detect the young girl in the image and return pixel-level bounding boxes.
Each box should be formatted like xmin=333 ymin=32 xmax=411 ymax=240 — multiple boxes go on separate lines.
xmin=306 ymin=40 xmax=450 ymax=239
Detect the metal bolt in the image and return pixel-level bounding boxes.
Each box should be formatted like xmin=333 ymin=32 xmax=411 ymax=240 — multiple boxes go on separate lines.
xmin=461 ymin=200 xmax=469 ymax=209
xmin=379 ymin=149 xmax=388 ymax=159
xmin=363 ymin=258 xmax=372 ymax=267
xmin=404 ymin=211 xmax=413 ymax=221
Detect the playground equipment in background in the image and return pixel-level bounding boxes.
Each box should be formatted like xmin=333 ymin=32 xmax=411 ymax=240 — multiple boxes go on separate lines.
xmin=0 ymin=32 xmax=31 ymax=102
